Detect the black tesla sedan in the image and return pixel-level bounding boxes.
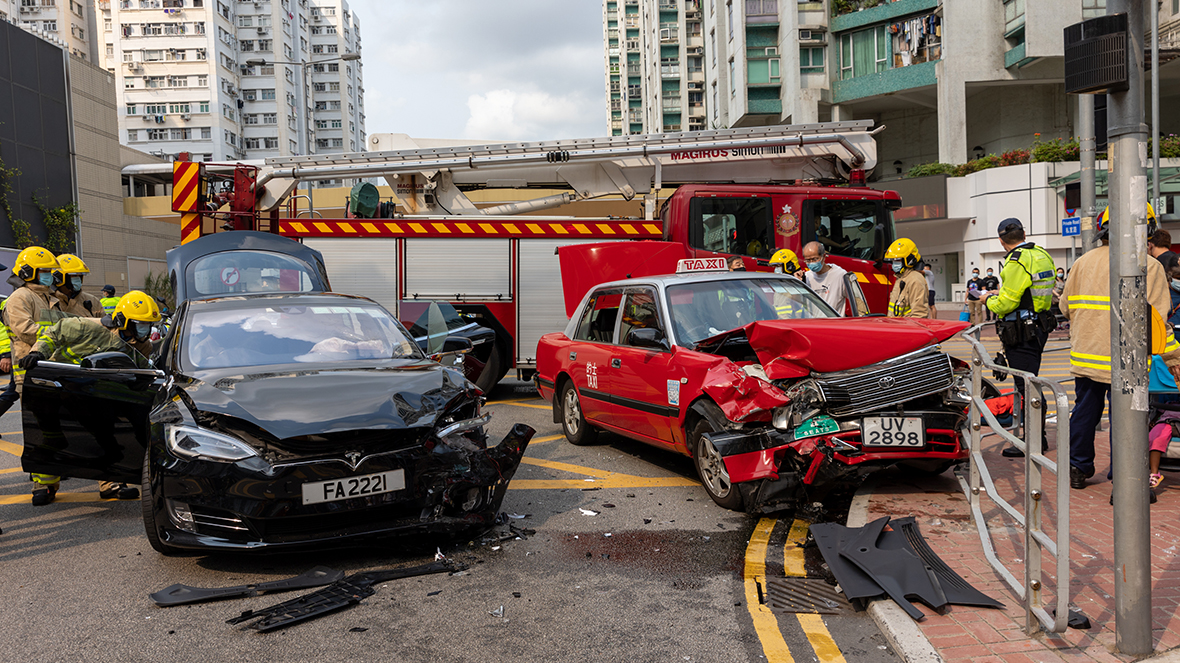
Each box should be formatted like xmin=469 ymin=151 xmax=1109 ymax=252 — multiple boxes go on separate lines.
xmin=20 ymin=232 xmax=533 ymax=554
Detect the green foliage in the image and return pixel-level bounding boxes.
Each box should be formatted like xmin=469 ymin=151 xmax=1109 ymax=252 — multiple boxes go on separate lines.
xmin=906 ymin=162 xmax=957 ymax=178
xmin=1150 ymin=134 xmax=1180 ymax=159
xmin=832 ymin=0 xmax=855 ymax=16
xmin=0 ymin=156 xmax=35 ymax=248
xmin=1031 ymin=134 xmax=1080 ymax=163
xmin=142 ymin=271 xmax=175 ymax=313
xmin=32 ymin=192 xmax=79 ymax=255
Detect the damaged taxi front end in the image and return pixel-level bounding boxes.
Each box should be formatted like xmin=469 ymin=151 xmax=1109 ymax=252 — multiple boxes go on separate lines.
xmin=694 ymin=318 xmax=974 ymax=512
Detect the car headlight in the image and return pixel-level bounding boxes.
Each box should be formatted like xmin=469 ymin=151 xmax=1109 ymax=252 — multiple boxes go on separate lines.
xmin=946 ymin=371 xmax=972 ymax=404
xmin=783 ymin=379 xmax=826 ymax=407
xmin=166 ymin=424 xmax=260 ymax=462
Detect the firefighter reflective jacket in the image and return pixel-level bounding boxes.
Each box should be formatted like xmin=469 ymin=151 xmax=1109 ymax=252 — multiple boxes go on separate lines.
xmin=887 ymin=268 xmax=929 ymax=318
xmin=1061 ymin=245 xmax=1180 ymax=382
xmin=0 ymin=299 xmax=10 ymax=360
xmin=986 ymin=242 xmax=1055 ymax=318
xmin=4 ymin=280 xmax=66 ymax=387
xmin=56 ymin=290 xmax=104 ymax=319
xmin=33 ymin=318 xmax=151 ymax=369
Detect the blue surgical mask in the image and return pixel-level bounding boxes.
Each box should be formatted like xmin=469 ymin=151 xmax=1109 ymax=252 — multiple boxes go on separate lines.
xmin=972 ymin=272 xmax=979 ymax=278
xmin=1172 ymin=279 xmax=1180 ymax=291
xmin=987 ymin=271 xmax=993 ymax=277
xmin=807 ymin=261 xmax=823 ymax=273
xmin=891 ymin=261 xmax=904 ymax=274
xmin=36 ymin=271 xmax=55 ymax=287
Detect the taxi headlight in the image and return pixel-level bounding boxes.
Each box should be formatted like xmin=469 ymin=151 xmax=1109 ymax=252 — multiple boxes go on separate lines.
xmin=783 ymin=379 xmax=825 ymax=406
xmin=166 ymin=424 xmax=260 ymax=462
xmin=946 ymin=371 xmax=972 ymax=404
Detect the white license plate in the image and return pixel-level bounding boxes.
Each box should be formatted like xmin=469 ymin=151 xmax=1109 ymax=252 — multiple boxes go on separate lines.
xmin=301 ymin=469 xmax=405 ymax=505
xmin=862 ymin=417 xmax=925 ymax=447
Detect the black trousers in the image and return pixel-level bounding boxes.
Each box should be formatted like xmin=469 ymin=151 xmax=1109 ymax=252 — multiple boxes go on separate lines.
xmin=0 ymin=373 xmax=17 ymax=419
xmin=1003 ymin=327 xmax=1049 ymax=450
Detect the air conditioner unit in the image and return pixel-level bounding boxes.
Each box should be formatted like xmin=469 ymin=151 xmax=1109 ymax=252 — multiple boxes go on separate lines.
xmin=257 ymin=27 xmax=266 ymax=34
xmin=687 ymin=81 xmax=703 ymax=90
xmin=142 ymin=115 xmax=151 ymax=121
xmin=181 ymin=113 xmax=191 ymax=120
xmin=312 ymin=15 xmax=321 ymax=22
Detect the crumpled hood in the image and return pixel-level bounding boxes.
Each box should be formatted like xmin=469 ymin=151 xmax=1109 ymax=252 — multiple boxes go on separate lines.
xmin=732 ymin=318 xmax=968 ymax=380
xmin=179 ymin=362 xmax=473 ymax=440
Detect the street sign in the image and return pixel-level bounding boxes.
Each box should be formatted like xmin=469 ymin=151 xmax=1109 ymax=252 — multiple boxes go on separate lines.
xmin=1062 ymin=217 xmax=1081 ymax=237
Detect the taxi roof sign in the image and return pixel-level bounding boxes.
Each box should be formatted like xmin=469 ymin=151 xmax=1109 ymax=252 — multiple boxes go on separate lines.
xmin=676 ymin=257 xmax=729 ymax=273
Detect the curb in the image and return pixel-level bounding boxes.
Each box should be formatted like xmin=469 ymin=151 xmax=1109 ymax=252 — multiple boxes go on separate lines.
xmin=847 ymin=479 xmax=946 ymax=663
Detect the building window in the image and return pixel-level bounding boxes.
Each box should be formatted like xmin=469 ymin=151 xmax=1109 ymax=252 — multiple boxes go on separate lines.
xmin=147 ymin=129 xmax=167 ymax=141
xmin=240 ymin=40 xmax=254 ymax=51
xmin=800 ymin=46 xmax=824 ymax=73
xmin=839 ymin=25 xmax=889 ymax=80
xmin=168 ymin=103 xmax=190 ymax=113
xmin=126 ymin=104 xmax=138 ymax=115
xmin=197 ymin=75 xmax=208 ymax=87
xmin=261 ymin=88 xmax=276 ymax=100
xmin=199 ymin=102 xmax=210 ymax=113
xmin=265 ymin=137 xmax=279 ymax=149
xmin=263 ymin=113 xmax=277 ymax=124
xmin=244 ymin=137 xmax=261 ymax=149
xmin=168 ymin=75 xmax=188 ymax=87
xmin=170 ymin=128 xmax=192 ymax=140
xmin=1081 ymin=0 xmax=1106 ymax=19
xmin=728 ymin=58 xmax=735 ymax=96
xmin=127 ymin=129 xmax=138 ymax=141
xmin=201 ymin=127 xmax=211 ymax=139
xmin=244 ymin=114 xmax=258 ymax=124
xmin=726 ymin=1 xmax=733 ymax=40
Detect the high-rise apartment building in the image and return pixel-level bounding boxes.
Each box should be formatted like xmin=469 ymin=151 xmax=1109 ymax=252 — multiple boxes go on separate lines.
xmin=2 ymin=0 xmax=94 ymax=61
xmin=96 ymin=0 xmax=364 ymax=166
xmin=603 ymin=0 xmax=707 ymax=136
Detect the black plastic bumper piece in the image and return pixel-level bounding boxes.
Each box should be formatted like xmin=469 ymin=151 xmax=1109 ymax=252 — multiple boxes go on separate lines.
xmin=150 ymin=566 xmax=344 ymax=607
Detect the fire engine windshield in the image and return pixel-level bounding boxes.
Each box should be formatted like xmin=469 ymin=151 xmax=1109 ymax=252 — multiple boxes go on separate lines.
xmin=186 ymin=250 xmax=320 ymax=299
xmin=665 ymin=277 xmax=835 ymax=347
xmin=805 ymin=199 xmax=895 ymax=262
xmin=183 ymin=301 xmax=421 ymax=370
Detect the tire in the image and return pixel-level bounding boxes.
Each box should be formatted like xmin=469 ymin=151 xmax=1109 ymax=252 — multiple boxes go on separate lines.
xmin=473 ymin=342 xmax=503 ymax=393
xmin=141 ymin=450 xmax=183 ymax=556
xmin=689 ymin=415 xmax=745 ymax=511
xmin=559 ymin=380 xmax=599 ymax=446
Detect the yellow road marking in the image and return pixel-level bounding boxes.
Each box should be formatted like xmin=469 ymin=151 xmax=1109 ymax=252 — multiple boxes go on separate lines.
xmin=510 ymin=456 xmax=698 ymax=490
xmin=0 ymin=467 xmax=20 ymax=474
xmin=745 ymin=517 xmax=795 ymax=662
xmin=2 ymin=431 xmax=21 ymax=436
xmin=0 ymin=440 xmax=23 ymax=457
xmin=783 ymin=518 xmax=808 ymax=577
xmin=0 ymin=492 xmax=113 ymax=505
xmin=526 ymin=434 xmax=564 ymax=445
xmin=797 ymin=615 xmax=847 ymax=663
xmin=501 ymin=402 xmax=550 ymax=410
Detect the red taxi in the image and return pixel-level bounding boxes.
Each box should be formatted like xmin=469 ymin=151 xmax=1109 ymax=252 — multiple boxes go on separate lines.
xmin=535 ymin=258 xmax=976 ymax=513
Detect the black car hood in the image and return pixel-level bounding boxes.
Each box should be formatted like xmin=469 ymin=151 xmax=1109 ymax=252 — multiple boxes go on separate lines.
xmin=179 ymin=361 xmax=473 ymax=440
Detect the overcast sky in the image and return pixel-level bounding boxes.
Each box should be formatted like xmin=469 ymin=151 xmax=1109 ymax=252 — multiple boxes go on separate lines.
xmin=348 ymin=0 xmax=607 ymax=143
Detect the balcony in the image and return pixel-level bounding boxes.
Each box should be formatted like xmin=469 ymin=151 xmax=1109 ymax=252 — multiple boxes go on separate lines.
xmin=628 ymin=111 xmax=643 ymax=123
xmin=658 ymin=0 xmax=677 ymax=10
xmin=625 ymin=38 xmax=640 ymax=49
xmin=610 ymin=81 xmax=620 ymax=93
xmin=662 ymin=99 xmax=682 ymax=113
xmin=626 ymin=63 xmax=642 ymax=75
xmin=624 ymin=15 xmax=639 ymax=28
xmin=609 ymin=47 xmax=620 ymax=56
xmin=611 ymin=120 xmax=623 ymax=130
xmin=611 ymin=99 xmax=622 ymax=110
xmin=627 ymin=84 xmax=642 ymax=97
xmin=663 ymin=124 xmax=681 ymax=132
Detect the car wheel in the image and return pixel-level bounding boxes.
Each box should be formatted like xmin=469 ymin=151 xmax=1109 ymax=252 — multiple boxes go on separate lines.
xmin=473 ymin=342 xmax=503 ymax=393
xmin=690 ymin=416 xmax=744 ymax=511
xmin=141 ymin=451 xmax=183 ymax=556
xmin=559 ymin=380 xmax=599 ymax=446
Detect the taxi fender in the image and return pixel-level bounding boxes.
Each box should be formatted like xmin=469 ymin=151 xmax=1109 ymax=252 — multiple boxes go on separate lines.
xmin=699 ymin=360 xmax=789 ymax=424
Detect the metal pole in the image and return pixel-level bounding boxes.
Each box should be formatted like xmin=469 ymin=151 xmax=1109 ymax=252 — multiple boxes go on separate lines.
xmin=1151 ymin=0 xmax=1160 ymax=214
xmin=1079 ymin=95 xmax=1097 ymax=252
xmin=1106 ymin=0 xmax=1153 ymax=655
xmin=301 ymin=62 xmax=310 ymax=156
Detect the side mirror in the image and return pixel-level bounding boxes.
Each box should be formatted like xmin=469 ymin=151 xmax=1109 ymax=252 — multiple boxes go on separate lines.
xmin=441 ymin=336 xmax=473 ymax=355
xmin=626 ymin=327 xmax=669 ymax=350
xmin=81 ymin=352 xmax=137 ymax=370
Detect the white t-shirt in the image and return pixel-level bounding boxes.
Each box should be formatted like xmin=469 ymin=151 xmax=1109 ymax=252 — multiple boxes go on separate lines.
xmin=805 ymin=263 xmax=848 ymax=315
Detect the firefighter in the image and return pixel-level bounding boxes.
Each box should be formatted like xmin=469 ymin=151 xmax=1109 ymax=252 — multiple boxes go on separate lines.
xmin=19 ymin=292 xmax=160 ymax=502
xmin=54 ymin=254 xmax=104 ymax=319
xmin=979 ymin=218 xmax=1056 ymax=458
xmin=885 ymin=238 xmax=929 ymax=318
xmin=100 ymin=285 xmax=120 ymax=314
xmin=768 ymin=249 xmax=804 ymax=318
xmin=5 ymin=247 xmax=66 ymax=504
xmin=1062 ymin=205 xmax=1180 ymax=490
xmin=0 ymin=282 xmax=18 ymax=426
xmin=769 ymin=249 xmax=801 ymax=275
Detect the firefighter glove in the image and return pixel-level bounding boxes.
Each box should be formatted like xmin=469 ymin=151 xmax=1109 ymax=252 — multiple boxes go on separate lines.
xmin=19 ymin=351 xmax=45 ymax=371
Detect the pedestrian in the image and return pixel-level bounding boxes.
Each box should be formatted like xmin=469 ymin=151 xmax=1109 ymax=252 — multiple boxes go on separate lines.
xmin=966 ymin=268 xmax=984 ymax=324
xmin=100 ymin=285 xmax=120 ymax=315
xmin=19 ymin=291 xmax=161 ymax=502
xmin=885 ymin=238 xmax=929 ymax=318
xmin=1051 ymin=267 xmax=1067 ymax=330
xmin=4 ymin=247 xmax=66 ymax=505
xmin=922 ymin=263 xmax=938 ymax=319
xmin=801 ymin=241 xmax=847 ymax=315
xmin=53 ymin=254 xmax=103 ymax=319
xmin=1148 ymin=227 xmax=1178 ymax=273
xmin=980 ymin=218 xmax=1056 ymax=458
xmin=1061 ymin=204 xmax=1180 ymax=490
xmin=981 ymin=267 xmax=1000 ymax=321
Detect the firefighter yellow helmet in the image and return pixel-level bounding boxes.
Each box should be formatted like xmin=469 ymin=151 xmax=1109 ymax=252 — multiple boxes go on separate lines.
xmin=55 ymin=254 xmax=90 ymax=275
xmin=112 ymin=290 xmax=162 ymax=329
xmin=769 ymin=249 xmax=800 ymax=273
xmin=1096 ymin=202 xmax=1157 ymax=240
xmin=13 ymin=246 xmax=60 ymax=282
xmin=885 ymin=238 xmax=921 ymax=270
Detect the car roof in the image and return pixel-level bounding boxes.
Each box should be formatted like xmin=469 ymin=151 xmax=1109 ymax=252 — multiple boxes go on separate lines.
xmin=585 ymin=270 xmax=805 ymax=292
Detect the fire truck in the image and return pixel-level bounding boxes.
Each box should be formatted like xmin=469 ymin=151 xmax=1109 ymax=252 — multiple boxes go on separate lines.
xmin=159 ymin=120 xmax=900 ymax=390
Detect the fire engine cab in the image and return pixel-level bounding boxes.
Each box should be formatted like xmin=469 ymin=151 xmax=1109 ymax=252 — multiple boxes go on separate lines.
xmin=145 ymin=120 xmax=901 ymax=389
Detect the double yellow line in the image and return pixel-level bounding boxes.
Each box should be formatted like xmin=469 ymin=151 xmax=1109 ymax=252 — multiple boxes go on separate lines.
xmin=743 ymin=517 xmax=847 ymax=663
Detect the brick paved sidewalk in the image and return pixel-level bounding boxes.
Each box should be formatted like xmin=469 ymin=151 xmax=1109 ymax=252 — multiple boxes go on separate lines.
xmin=863 ymin=423 xmax=1180 ymax=663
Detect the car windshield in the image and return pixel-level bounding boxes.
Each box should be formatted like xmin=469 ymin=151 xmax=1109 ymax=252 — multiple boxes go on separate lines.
xmin=183 ymin=302 xmax=421 ymax=370
xmin=186 ymin=250 xmax=319 ymax=299
xmin=665 ymin=277 xmax=836 ymax=347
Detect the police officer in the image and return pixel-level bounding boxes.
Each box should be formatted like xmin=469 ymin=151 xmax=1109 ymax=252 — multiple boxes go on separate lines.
xmin=54 ymin=254 xmax=103 ymax=319
xmin=5 ymin=247 xmax=65 ymax=504
xmin=100 ymin=285 xmax=120 ymax=315
xmin=19 ymin=291 xmax=161 ymax=502
xmin=980 ymin=218 xmax=1056 ymax=458
xmin=885 ymin=238 xmax=929 ymax=318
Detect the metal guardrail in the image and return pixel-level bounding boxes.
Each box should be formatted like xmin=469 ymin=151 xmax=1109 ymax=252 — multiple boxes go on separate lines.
xmin=959 ymin=325 xmax=1071 ymax=635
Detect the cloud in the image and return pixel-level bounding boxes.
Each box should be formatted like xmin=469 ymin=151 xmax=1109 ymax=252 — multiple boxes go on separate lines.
xmin=346 ymin=0 xmax=606 ymax=142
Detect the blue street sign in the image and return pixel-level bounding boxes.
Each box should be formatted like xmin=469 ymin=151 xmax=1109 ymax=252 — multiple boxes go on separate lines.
xmin=1062 ymin=217 xmax=1081 ymax=237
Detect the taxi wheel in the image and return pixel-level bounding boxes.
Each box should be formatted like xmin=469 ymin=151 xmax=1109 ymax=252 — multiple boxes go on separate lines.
xmin=560 ymin=381 xmax=599 ymax=446
xmin=690 ymin=417 xmax=744 ymax=511
xmin=141 ymin=451 xmax=183 ymax=556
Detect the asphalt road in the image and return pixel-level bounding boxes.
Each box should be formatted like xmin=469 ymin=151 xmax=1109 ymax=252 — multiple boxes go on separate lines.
xmin=0 ymin=379 xmax=898 ymax=663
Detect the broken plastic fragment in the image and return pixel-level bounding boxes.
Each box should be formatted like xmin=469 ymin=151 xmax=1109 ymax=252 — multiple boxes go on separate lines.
xmin=349 ymin=627 xmax=368 ymax=633
xmin=604 ymin=533 xmax=612 ymax=537
xmin=434 ymin=548 xmax=445 ymax=561
xmin=427 ymin=590 xmax=442 ymax=597
xmin=489 ymin=605 xmax=504 ymax=618
xmin=579 ymin=508 xmax=599 ymax=516
xmin=506 ymin=514 xmax=527 ymax=519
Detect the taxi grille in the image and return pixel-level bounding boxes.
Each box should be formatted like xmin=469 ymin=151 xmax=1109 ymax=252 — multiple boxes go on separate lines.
xmin=815 ymin=348 xmax=954 ymax=417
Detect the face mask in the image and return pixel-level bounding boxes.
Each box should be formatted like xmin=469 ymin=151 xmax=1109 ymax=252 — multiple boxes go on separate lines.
xmin=972 ymin=272 xmax=979 ymax=278
xmin=132 ymin=321 xmax=154 ymax=340
xmin=1057 ymin=272 xmax=1064 ymax=278
xmin=1172 ymin=279 xmax=1180 ymax=291
xmin=891 ymin=261 xmax=904 ymax=274
xmin=36 ymin=271 xmax=55 ymax=287
xmin=987 ymin=271 xmax=993 ymax=277
xmin=807 ymin=261 xmax=823 ymax=273
xmin=66 ymin=276 xmax=83 ymax=292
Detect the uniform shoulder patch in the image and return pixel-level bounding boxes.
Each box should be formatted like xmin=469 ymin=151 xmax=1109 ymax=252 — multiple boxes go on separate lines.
xmin=1008 ymin=249 xmax=1023 ymax=261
